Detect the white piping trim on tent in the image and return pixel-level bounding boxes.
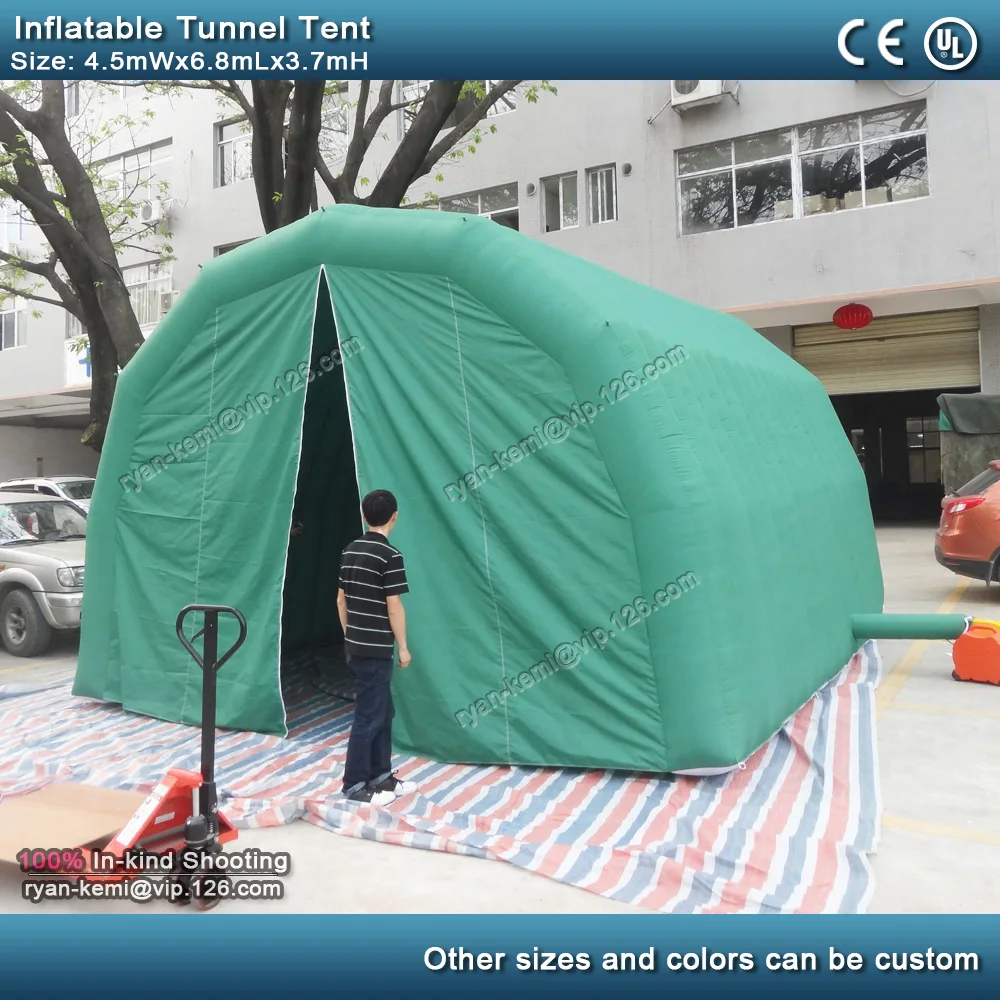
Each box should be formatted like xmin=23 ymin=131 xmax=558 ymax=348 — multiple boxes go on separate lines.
xmin=320 ymin=265 xmax=366 ymax=553
xmin=182 ymin=305 xmax=222 ymax=725
xmin=446 ymin=277 xmax=511 ymax=763
xmin=273 ymin=267 xmax=326 ymax=738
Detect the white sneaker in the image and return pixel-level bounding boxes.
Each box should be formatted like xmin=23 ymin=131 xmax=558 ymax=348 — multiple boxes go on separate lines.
xmin=373 ymin=772 xmax=418 ymax=796
xmin=346 ymin=786 xmax=396 ymax=806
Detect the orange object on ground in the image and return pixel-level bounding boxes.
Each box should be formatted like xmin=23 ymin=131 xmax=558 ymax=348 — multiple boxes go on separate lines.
xmin=952 ymin=620 xmax=1000 ymax=685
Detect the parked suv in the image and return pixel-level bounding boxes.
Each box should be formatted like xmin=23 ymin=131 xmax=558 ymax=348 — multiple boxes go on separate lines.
xmin=0 ymin=492 xmax=87 ymax=656
xmin=0 ymin=476 xmax=94 ymax=512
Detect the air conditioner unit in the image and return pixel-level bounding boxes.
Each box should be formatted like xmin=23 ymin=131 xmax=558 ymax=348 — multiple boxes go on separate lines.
xmin=140 ymin=199 xmax=166 ymax=224
xmin=670 ymin=80 xmax=725 ymax=110
xmin=160 ymin=289 xmax=179 ymax=313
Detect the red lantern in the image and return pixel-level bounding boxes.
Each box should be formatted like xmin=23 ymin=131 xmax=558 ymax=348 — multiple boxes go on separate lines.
xmin=832 ymin=303 xmax=873 ymax=330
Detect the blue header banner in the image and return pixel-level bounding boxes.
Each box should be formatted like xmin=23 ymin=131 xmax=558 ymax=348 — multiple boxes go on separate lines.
xmin=0 ymin=2 xmax=998 ymax=79
xmin=0 ymin=914 xmax=998 ymax=996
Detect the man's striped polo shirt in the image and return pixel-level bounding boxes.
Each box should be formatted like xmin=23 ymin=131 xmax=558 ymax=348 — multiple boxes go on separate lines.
xmin=339 ymin=530 xmax=409 ymax=658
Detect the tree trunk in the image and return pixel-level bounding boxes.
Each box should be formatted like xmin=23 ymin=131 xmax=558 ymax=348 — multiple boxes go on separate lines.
xmin=366 ymin=81 xmax=465 ymax=207
xmin=81 ymin=313 xmax=117 ymax=451
xmin=250 ymin=81 xmax=293 ymax=233
xmin=280 ymin=81 xmax=325 ymax=226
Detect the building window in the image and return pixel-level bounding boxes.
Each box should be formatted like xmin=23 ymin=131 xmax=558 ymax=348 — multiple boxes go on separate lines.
xmin=587 ymin=165 xmax=617 ymax=224
xmin=399 ymin=80 xmax=514 ymax=136
xmin=0 ymin=309 xmax=26 ymax=350
xmin=0 ymin=201 xmax=26 ymax=244
xmin=542 ymin=173 xmax=579 ymax=232
xmin=441 ymin=184 xmax=518 ymax=229
xmin=850 ymin=429 xmax=865 ymax=470
xmin=216 ymin=120 xmax=253 ymax=187
xmin=677 ymin=100 xmax=929 ymax=235
xmin=65 ymin=82 xmax=80 ymax=117
xmin=66 ymin=313 xmax=84 ymax=341
xmin=408 ymin=184 xmax=519 ymax=230
xmin=214 ymin=240 xmax=255 ymax=256
xmin=124 ymin=261 xmax=172 ymax=331
xmin=907 ymin=416 xmax=940 ymax=483
xmin=100 ymin=143 xmax=172 ymax=202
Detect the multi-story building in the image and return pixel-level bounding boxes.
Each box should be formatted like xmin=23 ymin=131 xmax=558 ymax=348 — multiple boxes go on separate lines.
xmin=2 ymin=79 xmax=998 ymax=518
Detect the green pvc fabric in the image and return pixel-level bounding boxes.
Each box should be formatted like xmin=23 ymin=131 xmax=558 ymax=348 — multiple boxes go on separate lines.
xmin=75 ymin=204 xmax=884 ymax=772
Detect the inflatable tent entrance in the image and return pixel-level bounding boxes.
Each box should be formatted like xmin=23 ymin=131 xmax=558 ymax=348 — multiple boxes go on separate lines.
xmin=74 ymin=204 xmax=884 ymax=774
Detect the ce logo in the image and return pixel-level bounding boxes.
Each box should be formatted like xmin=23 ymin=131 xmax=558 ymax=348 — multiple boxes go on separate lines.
xmin=838 ymin=18 xmax=906 ymax=67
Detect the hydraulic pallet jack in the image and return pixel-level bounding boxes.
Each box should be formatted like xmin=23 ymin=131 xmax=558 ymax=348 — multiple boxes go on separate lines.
xmin=0 ymin=604 xmax=247 ymax=911
xmin=113 ymin=603 xmax=249 ymax=909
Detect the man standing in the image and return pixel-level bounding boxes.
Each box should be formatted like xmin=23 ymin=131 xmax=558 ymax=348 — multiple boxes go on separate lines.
xmin=337 ymin=489 xmax=417 ymax=804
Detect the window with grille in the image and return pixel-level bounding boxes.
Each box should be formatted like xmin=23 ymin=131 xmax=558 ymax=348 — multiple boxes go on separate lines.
xmin=587 ymin=165 xmax=617 ymax=224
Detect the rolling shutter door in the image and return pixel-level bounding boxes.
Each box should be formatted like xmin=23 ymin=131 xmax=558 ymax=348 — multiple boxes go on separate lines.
xmin=791 ymin=308 xmax=981 ymax=394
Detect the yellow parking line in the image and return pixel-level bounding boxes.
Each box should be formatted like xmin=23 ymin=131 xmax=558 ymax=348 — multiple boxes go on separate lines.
xmin=891 ymin=701 xmax=1000 ymax=722
xmin=882 ymin=813 xmax=1000 ymax=847
xmin=0 ymin=661 xmax=62 ymax=675
xmin=875 ymin=578 xmax=970 ymax=720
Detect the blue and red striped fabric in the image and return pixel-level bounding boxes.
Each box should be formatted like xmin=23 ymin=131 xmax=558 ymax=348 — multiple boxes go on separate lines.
xmin=0 ymin=642 xmax=881 ymax=913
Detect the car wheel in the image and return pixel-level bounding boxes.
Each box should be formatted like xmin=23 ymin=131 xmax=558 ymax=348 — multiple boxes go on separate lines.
xmin=0 ymin=589 xmax=53 ymax=657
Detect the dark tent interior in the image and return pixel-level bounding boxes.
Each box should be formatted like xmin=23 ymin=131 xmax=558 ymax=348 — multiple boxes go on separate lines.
xmin=279 ymin=274 xmax=362 ymax=698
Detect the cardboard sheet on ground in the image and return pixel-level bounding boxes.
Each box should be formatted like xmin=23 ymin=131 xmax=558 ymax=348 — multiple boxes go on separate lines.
xmin=0 ymin=783 xmax=145 ymax=865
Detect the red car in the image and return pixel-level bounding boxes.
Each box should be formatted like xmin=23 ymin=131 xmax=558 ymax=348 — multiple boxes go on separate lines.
xmin=936 ymin=460 xmax=1000 ymax=582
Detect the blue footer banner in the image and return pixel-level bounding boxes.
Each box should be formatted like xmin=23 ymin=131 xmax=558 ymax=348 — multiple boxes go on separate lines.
xmin=0 ymin=915 xmax=997 ymax=995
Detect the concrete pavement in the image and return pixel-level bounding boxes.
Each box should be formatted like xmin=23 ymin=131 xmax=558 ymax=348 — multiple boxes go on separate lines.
xmin=1 ymin=524 xmax=997 ymax=913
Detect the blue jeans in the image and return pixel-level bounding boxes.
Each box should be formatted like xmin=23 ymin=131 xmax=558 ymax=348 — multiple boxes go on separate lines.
xmin=342 ymin=654 xmax=395 ymax=795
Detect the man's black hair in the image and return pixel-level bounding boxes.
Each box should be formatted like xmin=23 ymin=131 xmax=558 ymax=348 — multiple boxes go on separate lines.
xmin=362 ymin=489 xmax=398 ymax=527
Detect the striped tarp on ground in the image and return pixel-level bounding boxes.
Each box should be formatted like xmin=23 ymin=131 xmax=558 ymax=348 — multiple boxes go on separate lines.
xmin=0 ymin=641 xmax=882 ymax=913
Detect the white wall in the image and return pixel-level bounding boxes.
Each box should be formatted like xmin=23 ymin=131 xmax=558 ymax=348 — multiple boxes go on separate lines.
xmin=0 ymin=426 xmax=100 ymax=482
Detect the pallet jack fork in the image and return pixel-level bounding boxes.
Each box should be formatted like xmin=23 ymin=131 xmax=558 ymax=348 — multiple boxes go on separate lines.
xmin=88 ymin=604 xmax=248 ymax=909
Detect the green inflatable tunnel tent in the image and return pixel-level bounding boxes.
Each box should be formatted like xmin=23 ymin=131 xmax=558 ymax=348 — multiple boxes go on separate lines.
xmin=74 ymin=204 xmax=884 ymax=774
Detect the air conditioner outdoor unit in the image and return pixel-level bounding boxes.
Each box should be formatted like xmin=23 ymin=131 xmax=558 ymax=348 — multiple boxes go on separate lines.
xmin=670 ymin=80 xmax=725 ymax=110
xmin=160 ymin=289 xmax=178 ymax=313
xmin=140 ymin=199 xmax=166 ymax=224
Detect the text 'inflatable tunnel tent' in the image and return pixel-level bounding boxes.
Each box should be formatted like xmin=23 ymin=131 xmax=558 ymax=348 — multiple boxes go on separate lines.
xmin=74 ymin=204 xmax=884 ymax=774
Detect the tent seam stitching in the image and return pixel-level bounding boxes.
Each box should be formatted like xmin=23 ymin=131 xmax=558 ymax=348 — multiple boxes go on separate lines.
xmin=181 ymin=304 xmax=220 ymax=724
xmin=446 ymin=276 xmax=511 ymax=764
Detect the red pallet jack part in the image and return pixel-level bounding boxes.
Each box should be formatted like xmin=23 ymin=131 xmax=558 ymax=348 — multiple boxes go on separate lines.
xmin=952 ymin=618 xmax=1000 ymax=686
xmin=80 ymin=768 xmax=238 ymax=882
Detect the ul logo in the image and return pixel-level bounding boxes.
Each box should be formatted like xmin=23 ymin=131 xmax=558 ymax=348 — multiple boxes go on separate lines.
xmin=924 ymin=17 xmax=977 ymax=71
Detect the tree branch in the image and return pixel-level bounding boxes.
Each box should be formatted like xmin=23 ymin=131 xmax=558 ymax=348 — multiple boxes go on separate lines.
xmin=0 ymin=281 xmax=68 ymax=311
xmin=0 ymin=248 xmax=83 ymax=319
xmin=0 ymin=88 xmax=39 ymax=130
xmin=315 ymin=146 xmax=344 ymax=201
xmin=0 ymin=248 xmax=55 ymax=279
xmin=416 ymin=81 xmax=520 ymax=180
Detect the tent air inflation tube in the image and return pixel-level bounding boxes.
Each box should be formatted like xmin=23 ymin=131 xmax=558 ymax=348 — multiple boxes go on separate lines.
xmin=851 ymin=614 xmax=971 ymax=641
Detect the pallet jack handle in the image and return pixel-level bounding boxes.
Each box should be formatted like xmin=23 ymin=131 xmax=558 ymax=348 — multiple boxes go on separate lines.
xmin=175 ymin=604 xmax=248 ymax=674
xmin=174 ymin=605 xmax=247 ymax=832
